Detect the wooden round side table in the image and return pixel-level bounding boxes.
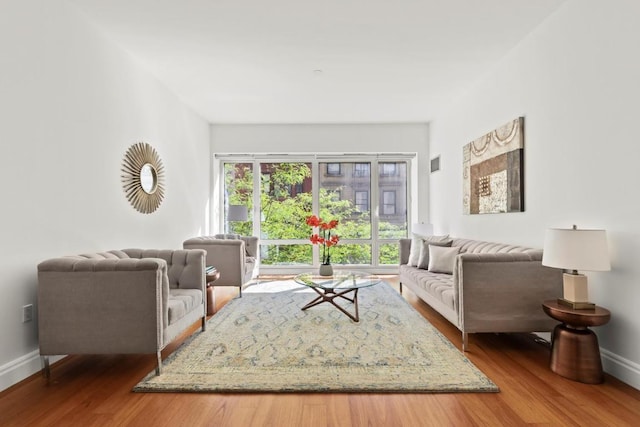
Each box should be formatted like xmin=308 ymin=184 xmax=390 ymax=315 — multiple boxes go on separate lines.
xmin=542 ymin=300 xmax=611 ymax=384
xmin=205 ymin=271 xmax=221 ymax=316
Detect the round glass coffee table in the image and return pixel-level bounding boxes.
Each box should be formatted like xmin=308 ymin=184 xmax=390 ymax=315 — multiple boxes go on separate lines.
xmin=294 ymin=271 xmax=380 ymax=322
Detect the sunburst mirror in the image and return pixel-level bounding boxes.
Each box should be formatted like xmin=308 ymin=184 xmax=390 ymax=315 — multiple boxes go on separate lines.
xmin=121 ymin=142 xmax=165 ymax=214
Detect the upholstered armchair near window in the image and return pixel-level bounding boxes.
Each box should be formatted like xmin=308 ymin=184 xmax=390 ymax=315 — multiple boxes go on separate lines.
xmin=183 ymin=234 xmax=259 ymax=296
xmin=37 ymin=248 xmax=207 ymax=379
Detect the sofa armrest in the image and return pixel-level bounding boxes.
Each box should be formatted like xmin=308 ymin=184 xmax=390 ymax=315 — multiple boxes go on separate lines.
xmin=183 ymin=239 xmax=246 ymax=287
xmin=399 ymin=238 xmax=412 ymax=265
xmin=455 ymin=253 xmax=563 ymax=333
xmin=37 ymin=258 xmax=169 ymax=354
xmin=240 ymin=236 xmax=259 ymax=258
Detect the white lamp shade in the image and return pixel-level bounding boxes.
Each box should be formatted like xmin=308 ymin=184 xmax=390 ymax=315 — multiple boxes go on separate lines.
xmin=227 ymin=205 xmax=248 ymax=221
xmin=412 ymin=222 xmax=434 ymax=236
xmin=542 ymin=227 xmax=610 ymax=272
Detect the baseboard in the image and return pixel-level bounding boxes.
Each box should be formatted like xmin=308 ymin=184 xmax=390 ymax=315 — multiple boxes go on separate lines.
xmin=601 ymin=348 xmax=640 ymax=390
xmin=0 ymin=351 xmax=65 ymax=392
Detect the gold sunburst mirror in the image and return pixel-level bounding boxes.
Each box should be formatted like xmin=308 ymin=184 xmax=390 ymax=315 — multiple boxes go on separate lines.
xmin=121 ymin=142 xmax=165 ymax=214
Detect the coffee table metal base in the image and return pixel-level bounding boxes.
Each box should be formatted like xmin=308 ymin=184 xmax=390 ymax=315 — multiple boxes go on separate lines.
xmin=301 ymin=287 xmax=360 ymax=322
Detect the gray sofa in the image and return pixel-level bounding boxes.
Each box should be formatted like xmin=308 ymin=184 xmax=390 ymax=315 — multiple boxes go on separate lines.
xmin=183 ymin=234 xmax=259 ymax=296
xmin=399 ymin=237 xmax=563 ymax=351
xmin=37 ymin=248 xmax=206 ymax=378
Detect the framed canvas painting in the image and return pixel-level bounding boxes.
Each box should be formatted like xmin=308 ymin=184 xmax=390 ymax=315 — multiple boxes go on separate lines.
xmin=462 ymin=117 xmax=524 ymax=214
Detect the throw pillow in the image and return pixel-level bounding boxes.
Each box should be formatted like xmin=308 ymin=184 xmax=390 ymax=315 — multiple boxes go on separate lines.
xmin=408 ymin=234 xmax=450 ymax=267
xmin=427 ymin=245 xmax=460 ymax=274
xmin=417 ymin=238 xmax=453 ymax=269
xmin=407 ymin=235 xmax=422 ymax=266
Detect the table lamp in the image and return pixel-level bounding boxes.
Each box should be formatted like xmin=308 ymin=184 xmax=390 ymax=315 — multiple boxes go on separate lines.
xmin=412 ymin=222 xmax=434 ymax=236
xmin=542 ymin=225 xmax=610 ymax=309
xmin=226 ymin=204 xmax=248 ymax=232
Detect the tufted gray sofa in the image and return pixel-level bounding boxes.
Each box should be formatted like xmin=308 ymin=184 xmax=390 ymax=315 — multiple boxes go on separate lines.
xmin=399 ymin=238 xmax=563 ymax=351
xmin=37 ymin=248 xmax=206 ymax=378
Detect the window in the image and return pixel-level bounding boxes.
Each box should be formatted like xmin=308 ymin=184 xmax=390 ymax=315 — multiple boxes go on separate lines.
xmin=382 ymin=191 xmax=396 ymax=215
xmin=326 ymin=163 xmax=341 ymax=176
xmin=380 ymin=163 xmax=397 ymax=176
xmin=377 ymin=162 xmax=407 ymax=239
xmin=219 ymin=154 xmax=412 ymax=269
xmin=355 ymin=191 xmax=369 ymax=212
xmin=353 ymin=163 xmax=370 ymax=177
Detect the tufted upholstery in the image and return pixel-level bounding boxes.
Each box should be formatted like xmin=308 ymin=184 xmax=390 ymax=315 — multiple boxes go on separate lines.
xmin=399 ymin=264 xmax=456 ymax=311
xmin=399 ymin=237 xmax=562 ymax=350
xmin=450 ymin=238 xmax=542 ymax=256
xmin=37 ymin=248 xmax=207 ymax=378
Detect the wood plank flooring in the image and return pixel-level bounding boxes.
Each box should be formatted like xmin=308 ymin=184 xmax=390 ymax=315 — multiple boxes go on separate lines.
xmin=1 ymin=277 xmax=639 ymax=426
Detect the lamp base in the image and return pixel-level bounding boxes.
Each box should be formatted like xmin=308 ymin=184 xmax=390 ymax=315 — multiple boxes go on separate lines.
xmin=557 ymin=298 xmax=596 ymax=310
xmin=562 ymin=272 xmax=593 ymax=303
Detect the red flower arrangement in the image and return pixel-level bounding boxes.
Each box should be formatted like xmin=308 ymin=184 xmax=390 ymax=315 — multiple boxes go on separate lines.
xmin=306 ymin=215 xmax=340 ymax=265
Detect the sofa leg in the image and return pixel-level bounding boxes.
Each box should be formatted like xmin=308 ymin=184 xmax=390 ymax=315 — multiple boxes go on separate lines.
xmin=462 ymin=332 xmax=469 ymax=352
xmin=239 ymin=285 xmax=243 ymax=297
xmin=155 ymin=351 xmax=163 ymax=376
xmin=399 ymin=282 xmax=403 ymax=294
xmin=201 ymin=315 xmax=206 ymax=332
xmin=42 ymin=356 xmax=50 ymax=383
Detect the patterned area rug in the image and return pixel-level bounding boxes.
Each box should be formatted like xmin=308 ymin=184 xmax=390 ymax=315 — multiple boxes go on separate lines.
xmin=134 ymin=280 xmax=498 ymax=393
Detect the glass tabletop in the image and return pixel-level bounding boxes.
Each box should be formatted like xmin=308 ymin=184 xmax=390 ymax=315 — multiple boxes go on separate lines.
xmin=294 ymin=270 xmax=380 ymax=290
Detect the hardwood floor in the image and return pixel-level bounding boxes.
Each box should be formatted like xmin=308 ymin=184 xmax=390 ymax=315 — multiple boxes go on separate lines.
xmin=1 ymin=277 xmax=639 ymax=426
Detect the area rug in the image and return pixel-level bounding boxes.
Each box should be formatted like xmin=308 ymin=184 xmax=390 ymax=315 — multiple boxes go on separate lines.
xmin=134 ymin=280 xmax=498 ymax=393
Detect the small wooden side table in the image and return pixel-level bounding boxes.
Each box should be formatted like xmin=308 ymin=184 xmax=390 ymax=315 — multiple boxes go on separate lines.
xmin=205 ymin=271 xmax=221 ymax=316
xmin=542 ymin=300 xmax=611 ymax=384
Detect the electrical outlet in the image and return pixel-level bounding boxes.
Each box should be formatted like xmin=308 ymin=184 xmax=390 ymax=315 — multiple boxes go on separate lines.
xmin=22 ymin=304 xmax=33 ymax=323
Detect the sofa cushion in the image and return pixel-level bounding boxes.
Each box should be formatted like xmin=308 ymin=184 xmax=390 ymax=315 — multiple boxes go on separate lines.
xmin=167 ymin=289 xmax=202 ymax=325
xmin=428 ymin=245 xmax=460 ymax=274
xmin=417 ymin=238 xmax=453 ymax=269
xmin=399 ymin=265 xmax=456 ymax=312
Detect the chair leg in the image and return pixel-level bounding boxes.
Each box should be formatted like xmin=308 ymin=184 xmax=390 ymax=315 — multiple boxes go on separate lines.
xmin=239 ymin=285 xmax=242 ymax=297
xmin=399 ymin=282 xmax=403 ymax=294
xmin=155 ymin=351 xmax=163 ymax=376
xmin=201 ymin=315 xmax=206 ymax=331
xmin=42 ymin=356 xmax=50 ymax=383
xmin=462 ymin=332 xmax=469 ymax=352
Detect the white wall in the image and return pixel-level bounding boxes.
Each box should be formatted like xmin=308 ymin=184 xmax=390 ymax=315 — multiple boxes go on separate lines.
xmin=429 ymin=0 xmax=640 ymax=389
xmin=210 ymin=123 xmax=430 ymax=231
xmin=0 ymin=1 xmax=210 ymax=391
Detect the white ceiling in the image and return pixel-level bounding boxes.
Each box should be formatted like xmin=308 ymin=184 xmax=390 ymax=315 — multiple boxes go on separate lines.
xmin=69 ymin=0 xmax=565 ymax=124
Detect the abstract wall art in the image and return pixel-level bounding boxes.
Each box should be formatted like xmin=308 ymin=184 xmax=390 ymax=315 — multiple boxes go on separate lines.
xmin=462 ymin=117 xmax=524 ymax=215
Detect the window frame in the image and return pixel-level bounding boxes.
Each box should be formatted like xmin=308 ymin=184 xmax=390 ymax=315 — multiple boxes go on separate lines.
xmin=215 ymin=153 xmax=415 ymax=273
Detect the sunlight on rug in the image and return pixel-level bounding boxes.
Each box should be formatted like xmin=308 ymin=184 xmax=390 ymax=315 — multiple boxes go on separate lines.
xmin=134 ymin=280 xmax=499 ymax=393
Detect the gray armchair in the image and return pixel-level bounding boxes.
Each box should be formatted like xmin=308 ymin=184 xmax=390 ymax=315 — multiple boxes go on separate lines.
xmin=183 ymin=234 xmax=259 ymax=296
xmin=37 ymin=248 xmax=206 ymax=378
